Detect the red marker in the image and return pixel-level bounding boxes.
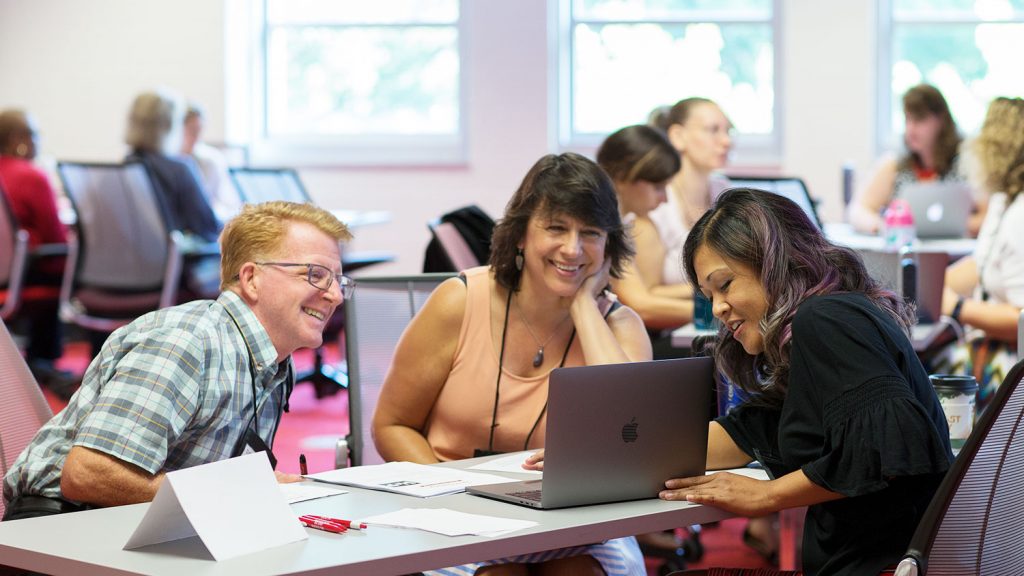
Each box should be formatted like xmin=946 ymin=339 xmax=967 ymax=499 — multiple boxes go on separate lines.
xmin=299 ymin=515 xmax=348 ymax=534
xmin=300 ymin=514 xmax=367 ymax=531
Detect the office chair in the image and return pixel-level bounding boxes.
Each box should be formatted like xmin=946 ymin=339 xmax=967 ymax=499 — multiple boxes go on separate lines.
xmin=0 ymin=319 xmax=54 ymax=519
xmin=426 ymin=220 xmax=480 ymax=272
xmin=0 ymin=182 xmax=66 ymax=321
xmin=229 ymin=166 xmax=395 ymax=396
xmin=893 ymin=356 xmax=1024 ymax=575
xmin=56 ymin=161 xmax=184 ymax=334
xmin=340 ymin=273 xmax=455 ymax=467
xmin=423 ymin=205 xmax=494 ymax=273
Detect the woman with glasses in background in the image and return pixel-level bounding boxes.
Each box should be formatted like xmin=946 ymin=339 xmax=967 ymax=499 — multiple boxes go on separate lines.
xmin=647 ymin=97 xmax=734 ymax=287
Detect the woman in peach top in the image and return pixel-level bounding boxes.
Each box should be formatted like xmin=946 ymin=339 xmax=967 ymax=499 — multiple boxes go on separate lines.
xmin=374 ymin=153 xmax=651 ymax=575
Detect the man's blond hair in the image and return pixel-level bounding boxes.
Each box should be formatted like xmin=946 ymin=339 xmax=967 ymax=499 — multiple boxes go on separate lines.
xmin=220 ymin=201 xmax=351 ymax=290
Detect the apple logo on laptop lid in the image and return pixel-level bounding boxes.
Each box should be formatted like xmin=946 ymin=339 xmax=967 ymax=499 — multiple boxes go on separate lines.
xmin=926 ymin=202 xmax=944 ymax=223
xmin=621 ymin=417 xmax=639 ymax=443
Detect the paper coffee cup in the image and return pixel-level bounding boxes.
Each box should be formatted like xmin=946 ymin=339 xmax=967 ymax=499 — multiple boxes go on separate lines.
xmin=930 ymin=374 xmax=979 ymax=452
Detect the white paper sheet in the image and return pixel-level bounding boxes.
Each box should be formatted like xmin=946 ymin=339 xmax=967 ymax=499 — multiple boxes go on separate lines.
xmin=124 ymin=452 xmax=307 ymax=561
xmin=466 ymin=451 xmax=543 ymax=476
xmin=279 ymin=481 xmax=349 ymax=504
xmin=361 ymin=508 xmax=538 ymax=537
xmin=307 ymin=461 xmax=516 ymax=497
xmin=706 ymin=467 xmax=771 ymax=480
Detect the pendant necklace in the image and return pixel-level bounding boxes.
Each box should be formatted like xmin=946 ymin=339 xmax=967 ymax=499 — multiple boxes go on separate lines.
xmin=513 ymin=295 xmax=570 ymax=368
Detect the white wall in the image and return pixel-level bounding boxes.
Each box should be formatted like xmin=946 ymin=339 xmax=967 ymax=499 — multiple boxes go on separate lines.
xmin=0 ymin=0 xmax=882 ymax=274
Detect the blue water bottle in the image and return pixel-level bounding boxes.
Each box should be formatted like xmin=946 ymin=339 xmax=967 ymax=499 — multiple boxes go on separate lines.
xmin=693 ymin=291 xmax=718 ymax=330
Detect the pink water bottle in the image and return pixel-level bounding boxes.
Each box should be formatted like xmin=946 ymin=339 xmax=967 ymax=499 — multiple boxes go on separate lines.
xmin=883 ymin=199 xmax=916 ymax=250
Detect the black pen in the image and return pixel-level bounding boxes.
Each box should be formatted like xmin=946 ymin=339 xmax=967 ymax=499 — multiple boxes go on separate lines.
xmin=299 ymin=453 xmax=308 ymax=476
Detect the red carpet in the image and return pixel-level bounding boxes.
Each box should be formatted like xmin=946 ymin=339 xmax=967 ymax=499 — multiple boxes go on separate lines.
xmin=41 ymin=341 xmax=776 ymax=574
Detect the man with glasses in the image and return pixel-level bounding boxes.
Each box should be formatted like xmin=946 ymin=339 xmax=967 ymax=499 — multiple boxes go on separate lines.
xmin=3 ymin=201 xmax=352 ymax=519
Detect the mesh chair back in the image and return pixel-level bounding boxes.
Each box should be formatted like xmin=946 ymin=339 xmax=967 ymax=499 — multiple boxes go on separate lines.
xmin=897 ymin=358 xmax=1024 ymax=575
xmin=0 ymin=319 xmax=54 ymax=519
xmin=229 ymin=167 xmax=311 ymax=204
xmin=344 ymin=274 xmax=456 ymax=466
xmin=428 ymin=221 xmax=481 ymax=272
xmin=58 ymin=162 xmax=171 ymax=291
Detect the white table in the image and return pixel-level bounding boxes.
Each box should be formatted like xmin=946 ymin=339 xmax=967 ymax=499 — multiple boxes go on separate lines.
xmin=0 ymin=461 xmax=738 ymax=576
xmin=824 ymin=222 xmax=976 ymax=259
xmin=671 ymin=323 xmax=718 ymax=350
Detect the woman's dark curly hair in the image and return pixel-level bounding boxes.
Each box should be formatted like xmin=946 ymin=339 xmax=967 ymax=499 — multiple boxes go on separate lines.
xmin=490 ymin=153 xmax=634 ymax=290
xmin=683 ymin=188 xmax=914 ymax=405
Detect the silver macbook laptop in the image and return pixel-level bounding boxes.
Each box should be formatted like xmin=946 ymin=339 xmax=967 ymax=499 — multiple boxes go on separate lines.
xmin=901 ymin=182 xmax=973 ymax=239
xmin=467 ymin=357 xmax=713 ymax=509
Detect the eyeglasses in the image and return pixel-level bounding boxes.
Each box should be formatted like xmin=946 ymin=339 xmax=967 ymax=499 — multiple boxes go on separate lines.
xmin=255 ymin=262 xmax=356 ymax=298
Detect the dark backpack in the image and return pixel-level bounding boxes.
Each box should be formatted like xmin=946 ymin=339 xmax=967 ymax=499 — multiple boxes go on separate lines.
xmin=423 ymin=205 xmax=495 ymax=272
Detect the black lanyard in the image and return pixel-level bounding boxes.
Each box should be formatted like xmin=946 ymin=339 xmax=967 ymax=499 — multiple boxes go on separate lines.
xmin=480 ymin=287 xmax=576 ymax=456
xmin=225 ymin=306 xmax=291 ymax=467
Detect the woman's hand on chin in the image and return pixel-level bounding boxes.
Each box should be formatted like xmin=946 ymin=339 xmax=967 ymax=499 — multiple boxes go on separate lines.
xmin=572 ymin=258 xmax=612 ymax=307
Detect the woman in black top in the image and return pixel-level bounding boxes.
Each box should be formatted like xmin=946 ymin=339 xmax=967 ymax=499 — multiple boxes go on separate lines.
xmin=664 ymin=188 xmax=954 ymax=575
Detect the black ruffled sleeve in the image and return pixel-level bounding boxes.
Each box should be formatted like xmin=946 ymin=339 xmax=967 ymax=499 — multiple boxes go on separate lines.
xmin=801 ymin=374 xmax=953 ymax=496
xmin=788 ymin=295 xmax=953 ymax=498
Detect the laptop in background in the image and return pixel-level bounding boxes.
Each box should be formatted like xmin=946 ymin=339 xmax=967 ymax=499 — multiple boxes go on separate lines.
xmin=728 ymin=177 xmax=822 ymax=230
xmin=901 ymin=182 xmax=973 ymax=239
xmin=467 ymin=358 xmax=713 ymax=509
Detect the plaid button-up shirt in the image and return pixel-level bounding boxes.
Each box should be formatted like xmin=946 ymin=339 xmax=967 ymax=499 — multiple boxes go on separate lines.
xmin=4 ymin=291 xmax=292 ymax=504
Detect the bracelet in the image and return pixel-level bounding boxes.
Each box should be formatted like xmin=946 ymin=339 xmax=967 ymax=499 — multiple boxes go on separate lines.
xmin=950 ymin=296 xmax=966 ymax=324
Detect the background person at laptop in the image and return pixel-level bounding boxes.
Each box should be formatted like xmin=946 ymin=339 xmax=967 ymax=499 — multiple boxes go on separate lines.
xmin=374 ymin=153 xmax=651 ymax=576
xmin=849 ymin=83 xmax=986 ymax=236
xmin=650 ymin=188 xmax=951 ymax=576
xmin=938 ymin=96 xmax=1024 ymax=416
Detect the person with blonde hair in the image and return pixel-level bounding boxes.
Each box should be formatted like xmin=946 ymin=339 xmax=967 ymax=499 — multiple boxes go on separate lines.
xmin=4 ymin=201 xmax=352 ymax=519
xmin=647 ymin=97 xmax=733 ymax=287
xmin=181 ymin=102 xmax=240 ymax=219
xmin=939 ymin=96 xmax=1024 ymax=413
xmin=125 ymin=90 xmax=220 ymax=242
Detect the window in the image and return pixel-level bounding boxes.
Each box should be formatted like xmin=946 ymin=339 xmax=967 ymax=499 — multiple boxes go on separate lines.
xmin=879 ymin=0 xmax=1024 ymax=149
xmin=558 ymin=0 xmax=779 ymax=163
xmin=249 ymin=0 xmax=464 ymax=166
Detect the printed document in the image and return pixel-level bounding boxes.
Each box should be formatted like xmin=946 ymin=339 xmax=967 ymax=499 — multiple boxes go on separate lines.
xmin=307 ymin=461 xmax=514 ymax=497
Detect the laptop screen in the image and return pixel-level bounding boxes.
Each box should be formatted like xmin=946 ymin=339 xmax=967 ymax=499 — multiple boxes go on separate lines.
xmin=729 ymin=177 xmax=821 ymax=230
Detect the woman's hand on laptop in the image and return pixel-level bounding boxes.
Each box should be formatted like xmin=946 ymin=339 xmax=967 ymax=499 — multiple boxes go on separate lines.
xmin=522 ymin=450 xmax=545 ymax=471
xmin=659 ymin=472 xmax=774 ymax=517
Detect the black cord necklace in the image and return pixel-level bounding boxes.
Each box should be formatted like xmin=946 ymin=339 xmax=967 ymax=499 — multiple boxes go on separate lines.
xmin=485 ymin=287 xmax=575 ymax=454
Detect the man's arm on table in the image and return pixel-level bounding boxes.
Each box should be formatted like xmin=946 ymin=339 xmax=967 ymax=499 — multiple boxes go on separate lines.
xmin=61 ymin=446 xmax=164 ymax=507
